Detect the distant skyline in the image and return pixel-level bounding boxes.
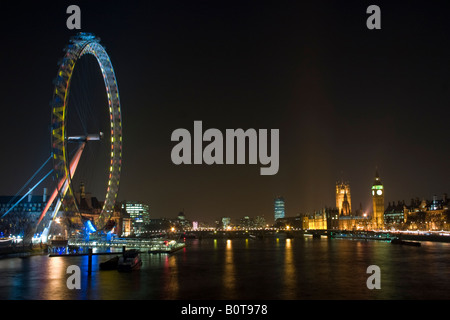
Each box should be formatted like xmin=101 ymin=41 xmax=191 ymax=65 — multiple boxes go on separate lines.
xmin=1 ymin=1 xmax=450 ymax=224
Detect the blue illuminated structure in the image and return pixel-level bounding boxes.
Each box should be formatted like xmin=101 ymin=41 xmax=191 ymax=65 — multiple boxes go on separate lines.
xmin=85 ymin=220 xmax=97 ymax=233
xmin=274 ymin=196 xmax=285 ymax=222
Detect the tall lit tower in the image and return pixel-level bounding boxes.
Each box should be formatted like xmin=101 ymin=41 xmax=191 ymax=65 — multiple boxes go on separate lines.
xmin=274 ymin=197 xmax=285 ymax=222
xmin=336 ymin=180 xmax=351 ymax=214
xmin=371 ymin=170 xmax=385 ymax=229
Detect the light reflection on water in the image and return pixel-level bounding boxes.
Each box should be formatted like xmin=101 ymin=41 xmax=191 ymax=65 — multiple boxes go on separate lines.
xmin=283 ymin=238 xmax=296 ymax=299
xmin=223 ymin=239 xmax=236 ymax=298
xmin=0 ymin=237 xmax=449 ymax=300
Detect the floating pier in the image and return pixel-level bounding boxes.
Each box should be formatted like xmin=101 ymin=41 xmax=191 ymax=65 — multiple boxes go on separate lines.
xmin=49 ymin=238 xmax=186 ymax=256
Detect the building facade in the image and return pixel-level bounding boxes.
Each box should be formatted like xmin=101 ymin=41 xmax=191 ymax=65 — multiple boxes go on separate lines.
xmin=387 ymin=195 xmax=450 ymax=231
xmin=338 ymin=215 xmax=371 ymax=230
xmin=384 ymin=201 xmax=407 ymax=229
xmin=0 ymin=191 xmax=55 ymax=238
xmin=122 ymin=201 xmax=150 ymax=235
xmin=298 ymin=208 xmax=340 ymax=230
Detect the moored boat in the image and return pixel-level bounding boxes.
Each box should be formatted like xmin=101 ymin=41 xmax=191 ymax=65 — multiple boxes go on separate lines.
xmin=117 ymin=249 xmax=142 ymax=272
xmin=99 ymin=255 xmax=119 ymax=270
xmin=391 ymin=238 xmax=421 ymax=247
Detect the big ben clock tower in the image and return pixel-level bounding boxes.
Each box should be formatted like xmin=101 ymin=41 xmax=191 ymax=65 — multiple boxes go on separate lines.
xmin=371 ymin=169 xmax=385 ymax=229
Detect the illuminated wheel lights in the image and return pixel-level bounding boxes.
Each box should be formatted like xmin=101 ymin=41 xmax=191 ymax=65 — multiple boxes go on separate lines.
xmin=50 ymin=33 xmax=122 ymax=230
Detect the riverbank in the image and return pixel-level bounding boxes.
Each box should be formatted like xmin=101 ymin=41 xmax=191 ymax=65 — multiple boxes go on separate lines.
xmin=390 ymin=233 xmax=450 ymax=243
xmin=0 ymin=245 xmax=48 ymax=259
xmin=328 ymin=230 xmax=450 ymax=243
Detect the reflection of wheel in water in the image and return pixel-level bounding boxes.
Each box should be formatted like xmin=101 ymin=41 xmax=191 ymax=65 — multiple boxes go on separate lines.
xmin=50 ymin=33 xmax=122 ymax=231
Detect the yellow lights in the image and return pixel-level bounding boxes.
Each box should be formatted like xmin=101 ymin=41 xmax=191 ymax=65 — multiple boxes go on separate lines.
xmin=171 ymin=227 xmax=175 ymax=232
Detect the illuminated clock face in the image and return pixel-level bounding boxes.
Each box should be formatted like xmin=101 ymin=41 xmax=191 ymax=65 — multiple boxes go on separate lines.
xmin=376 ymin=190 xmax=383 ymax=196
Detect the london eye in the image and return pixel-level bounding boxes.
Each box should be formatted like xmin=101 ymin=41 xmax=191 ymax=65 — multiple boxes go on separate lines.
xmin=39 ymin=32 xmax=123 ymax=237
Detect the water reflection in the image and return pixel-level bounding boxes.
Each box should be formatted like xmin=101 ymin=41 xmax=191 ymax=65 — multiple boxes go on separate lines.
xmin=223 ymin=239 xmax=236 ymax=298
xmin=42 ymin=256 xmax=68 ymax=300
xmin=163 ymin=254 xmax=179 ymax=299
xmin=0 ymin=239 xmax=449 ymax=299
xmin=11 ymin=258 xmax=29 ymax=299
xmin=283 ymin=239 xmax=296 ymax=299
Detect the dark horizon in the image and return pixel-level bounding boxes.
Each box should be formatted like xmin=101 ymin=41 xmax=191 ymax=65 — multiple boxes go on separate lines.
xmin=1 ymin=1 xmax=450 ymax=224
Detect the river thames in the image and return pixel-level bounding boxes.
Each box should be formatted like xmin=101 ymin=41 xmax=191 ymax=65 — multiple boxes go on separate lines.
xmin=0 ymin=236 xmax=449 ymax=300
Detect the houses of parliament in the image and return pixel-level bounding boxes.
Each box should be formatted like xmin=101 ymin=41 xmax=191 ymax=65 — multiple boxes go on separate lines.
xmin=285 ymin=169 xmax=450 ymax=231
xmin=332 ymin=170 xmax=385 ymax=230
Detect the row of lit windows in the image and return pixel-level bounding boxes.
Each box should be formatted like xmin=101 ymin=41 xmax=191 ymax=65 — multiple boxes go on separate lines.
xmin=1 ymin=203 xmax=46 ymax=208
xmin=0 ymin=209 xmax=40 ymax=212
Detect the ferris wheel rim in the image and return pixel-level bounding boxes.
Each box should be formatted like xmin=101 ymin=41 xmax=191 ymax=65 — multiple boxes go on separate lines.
xmin=50 ymin=32 xmax=122 ymax=230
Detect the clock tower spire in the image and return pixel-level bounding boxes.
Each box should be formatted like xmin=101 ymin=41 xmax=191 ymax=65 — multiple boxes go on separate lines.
xmin=371 ymin=168 xmax=385 ymax=229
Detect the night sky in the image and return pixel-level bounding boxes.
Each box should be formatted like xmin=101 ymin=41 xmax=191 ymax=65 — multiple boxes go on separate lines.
xmin=1 ymin=1 xmax=450 ymax=224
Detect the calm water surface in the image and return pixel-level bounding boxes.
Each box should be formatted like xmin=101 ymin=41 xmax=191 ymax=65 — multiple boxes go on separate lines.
xmin=0 ymin=237 xmax=449 ymax=300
